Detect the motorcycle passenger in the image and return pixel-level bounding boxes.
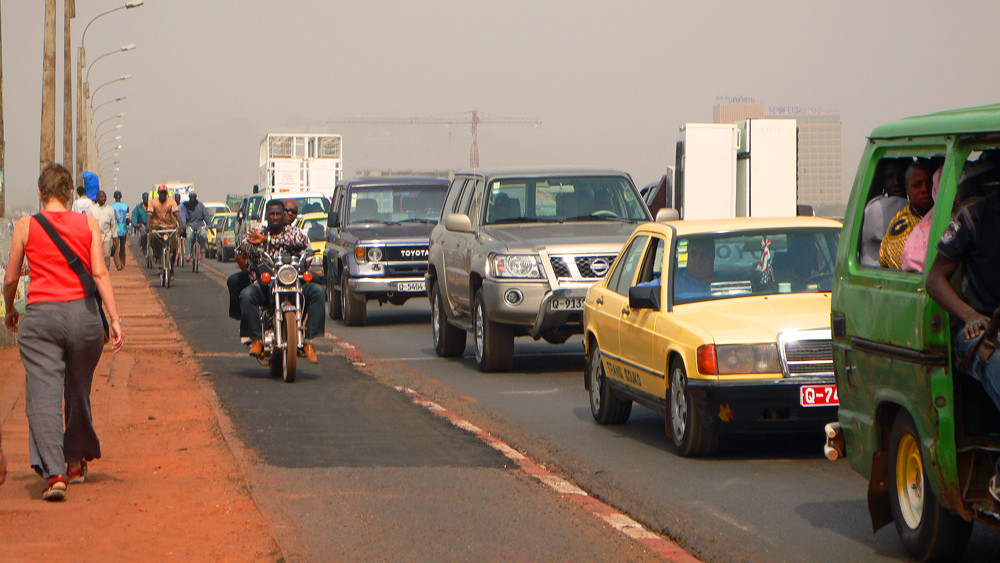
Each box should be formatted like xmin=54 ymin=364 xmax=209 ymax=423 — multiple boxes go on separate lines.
xmin=180 ymin=190 xmax=212 ymax=262
xmin=235 ymin=199 xmax=324 ymax=364
xmin=148 ymin=186 xmax=181 ymax=266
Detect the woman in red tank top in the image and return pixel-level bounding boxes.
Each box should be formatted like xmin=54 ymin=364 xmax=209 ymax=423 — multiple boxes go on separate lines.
xmin=2 ymin=163 xmax=124 ymax=501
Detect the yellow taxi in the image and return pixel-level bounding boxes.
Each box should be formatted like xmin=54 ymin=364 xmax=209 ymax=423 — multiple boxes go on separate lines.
xmin=583 ymin=216 xmax=842 ymax=456
xmin=296 ymin=212 xmax=327 ymax=270
xmin=206 ymin=211 xmax=234 ymax=259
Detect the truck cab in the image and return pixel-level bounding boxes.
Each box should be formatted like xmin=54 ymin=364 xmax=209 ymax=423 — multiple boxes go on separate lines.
xmin=830 ymin=104 xmax=1000 ymax=560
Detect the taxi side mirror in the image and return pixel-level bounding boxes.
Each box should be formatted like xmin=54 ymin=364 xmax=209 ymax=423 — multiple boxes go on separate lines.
xmin=628 ymin=284 xmax=661 ymax=311
xmin=655 ymin=208 xmax=680 ymax=223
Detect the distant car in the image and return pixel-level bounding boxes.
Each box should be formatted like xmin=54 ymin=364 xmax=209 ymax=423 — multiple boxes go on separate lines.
xmin=427 ymin=168 xmax=652 ymax=372
xmin=215 ymin=214 xmax=239 ymax=262
xmin=583 ymin=216 xmax=842 ymax=456
xmin=202 ymin=201 xmax=230 ymax=219
xmin=295 ymin=211 xmax=327 ymax=272
xmin=324 ymin=177 xmax=449 ymax=326
xmin=206 ymin=211 xmax=234 ymax=259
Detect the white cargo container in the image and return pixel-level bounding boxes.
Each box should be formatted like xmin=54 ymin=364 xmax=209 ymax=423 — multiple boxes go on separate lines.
xmin=673 ymin=119 xmax=797 ymax=220
xmin=736 ymin=118 xmax=797 ymax=218
xmin=259 ymin=133 xmax=342 ymax=199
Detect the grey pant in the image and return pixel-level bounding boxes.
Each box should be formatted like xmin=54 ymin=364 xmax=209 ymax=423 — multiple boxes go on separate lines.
xmin=18 ymin=297 xmax=104 ymax=478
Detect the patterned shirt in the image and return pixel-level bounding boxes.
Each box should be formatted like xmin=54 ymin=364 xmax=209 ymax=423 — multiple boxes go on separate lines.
xmin=235 ymin=224 xmax=310 ymax=270
xmin=878 ymin=204 xmax=922 ymax=269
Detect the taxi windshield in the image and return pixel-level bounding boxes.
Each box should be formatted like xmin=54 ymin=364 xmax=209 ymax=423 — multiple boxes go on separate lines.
xmin=674 ymin=228 xmax=840 ymax=305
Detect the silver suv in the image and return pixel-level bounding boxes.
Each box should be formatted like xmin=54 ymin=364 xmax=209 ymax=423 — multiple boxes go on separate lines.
xmin=426 ymin=169 xmax=652 ymax=371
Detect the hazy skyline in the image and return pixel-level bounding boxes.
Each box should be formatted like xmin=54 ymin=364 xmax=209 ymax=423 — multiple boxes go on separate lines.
xmin=3 ymin=0 xmax=998 ymax=210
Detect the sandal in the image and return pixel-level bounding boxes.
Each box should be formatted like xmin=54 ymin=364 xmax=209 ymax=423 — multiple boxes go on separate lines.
xmin=67 ymin=460 xmax=88 ymax=484
xmin=43 ymin=476 xmax=67 ymax=501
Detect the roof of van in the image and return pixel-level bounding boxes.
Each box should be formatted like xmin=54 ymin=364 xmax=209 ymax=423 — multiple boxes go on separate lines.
xmin=870 ymin=103 xmax=1000 ymax=139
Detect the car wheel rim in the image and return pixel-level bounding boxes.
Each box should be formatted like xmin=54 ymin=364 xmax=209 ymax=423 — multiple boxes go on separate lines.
xmin=431 ymin=291 xmax=441 ymax=347
xmin=671 ymin=367 xmax=687 ymax=439
xmin=589 ymin=350 xmax=602 ymax=413
xmin=896 ymin=432 xmax=924 ymax=529
xmin=475 ymin=302 xmax=485 ymax=363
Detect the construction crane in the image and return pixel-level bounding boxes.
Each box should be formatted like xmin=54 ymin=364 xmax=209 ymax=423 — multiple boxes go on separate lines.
xmin=329 ymin=110 xmax=541 ymax=168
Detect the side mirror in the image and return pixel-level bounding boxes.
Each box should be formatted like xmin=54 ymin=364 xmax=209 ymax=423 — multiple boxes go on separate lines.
xmin=445 ymin=213 xmax=473 ymax=233
xmin=328 ymin=211 xmax=340 ymax=228
xmin=628 ymin=284 xmax=661 ymax=311
xmin=655 ymin=208 xmax=680 ymax=223
xmin=236 ymin=210 xmax=244 ymax=221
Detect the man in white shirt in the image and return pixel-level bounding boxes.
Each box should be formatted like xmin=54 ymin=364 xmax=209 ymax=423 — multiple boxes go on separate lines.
xmin=71 ymin=185 xmax=94 ymax=214
xmin=87 ymin=190 xmax=118 ymax=268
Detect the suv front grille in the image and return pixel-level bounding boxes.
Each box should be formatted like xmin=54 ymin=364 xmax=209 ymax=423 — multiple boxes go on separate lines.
xmin=380 ymin=245 xmax=430 ymax=262
xmin=549 ymin=255 xmax=617 ymax=279
xmin=780 ymin=330 xmax=834 ymax=377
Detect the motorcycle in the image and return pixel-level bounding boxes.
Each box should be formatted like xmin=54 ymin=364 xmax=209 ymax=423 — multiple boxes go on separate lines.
xmin=252 ymin=248 xmax=314 ymax=382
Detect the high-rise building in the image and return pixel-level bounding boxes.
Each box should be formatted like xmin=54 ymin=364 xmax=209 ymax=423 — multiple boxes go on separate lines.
xmin=713 ymin=102 xmax=844 ymax=215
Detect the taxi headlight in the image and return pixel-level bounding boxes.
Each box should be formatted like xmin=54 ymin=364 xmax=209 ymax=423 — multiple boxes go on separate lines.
xmin=276 ymin=264 xmax=298 ymax=285
xmin=697 ymin=344 xmax=780 ymax=375
xmin=491 ymin=254 xmax=541 ymax=278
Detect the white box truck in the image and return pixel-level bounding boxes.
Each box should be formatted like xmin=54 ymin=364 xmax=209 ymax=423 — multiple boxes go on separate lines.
xmin=673 ymin=119 xmax=797 ymax=220
xmin=259 ymin=133 xmax=343 ymax=199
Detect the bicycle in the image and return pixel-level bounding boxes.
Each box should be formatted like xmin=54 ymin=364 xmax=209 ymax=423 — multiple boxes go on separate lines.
xmin=186 ymin=224 xmax=207 ymax=274
xmin=150 ymin=228 xmax=178 ymax=288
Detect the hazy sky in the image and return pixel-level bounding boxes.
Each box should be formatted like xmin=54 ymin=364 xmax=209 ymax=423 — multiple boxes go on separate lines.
xmin=3 ymin=0 xmax=998 ymax=210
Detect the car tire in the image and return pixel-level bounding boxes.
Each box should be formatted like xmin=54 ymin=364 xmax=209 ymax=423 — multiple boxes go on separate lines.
xmin=341 ymin=272 xmax=366 ymax=326
xmin=473 ymin=289 xmax=513 ymax=372
xmin=327 ymin=268 xmax=343 ymax=320
xmin=430 ymin=282 xmax=465 ymax=357
xmin=668 ymin=358 xmax=718 ymax=457
xmin=888 ymin=411 xmax=972 ymax=561
xmin=588 ymin=344 xmax=632 ymax=424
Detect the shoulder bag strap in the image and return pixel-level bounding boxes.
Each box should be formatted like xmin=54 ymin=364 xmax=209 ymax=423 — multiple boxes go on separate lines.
xmin=32 ymin=213 xmax=98 ymax=296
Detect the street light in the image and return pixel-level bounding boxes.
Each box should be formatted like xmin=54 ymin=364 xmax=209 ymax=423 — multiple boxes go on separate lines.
xmin=93 ymin=96 xmax=126 ymax=115
xmin=87 ymin=77 xmax=129 ymax=169
xmin=99 ymin=136 xmax=123 ymax=153
xmin=85 ymin=44 xmax=135 ymax=86
xmin=76 ymin=1 xmax=144 ymax=180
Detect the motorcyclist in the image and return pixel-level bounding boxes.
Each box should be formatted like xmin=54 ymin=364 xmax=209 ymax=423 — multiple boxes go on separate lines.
xmin=180 ymin=190 xmax=212 ymax=262
xmin=235 ymin=199 xmax=324 ymax=364
xmin=148 ymin=186 xmax=181 ymax=266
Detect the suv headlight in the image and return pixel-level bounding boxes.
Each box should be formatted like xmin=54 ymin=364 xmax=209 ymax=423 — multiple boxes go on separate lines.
xmin=697 ymin=344 xmax=780 ymax=375
xmin=491 ymin=254 xmax=542 ymax=278
xmin=354 ymin=246 xmax=383 ymax=264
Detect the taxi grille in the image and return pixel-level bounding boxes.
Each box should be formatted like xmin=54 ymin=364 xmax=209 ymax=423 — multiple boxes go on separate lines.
xmin=549 ymin=255 xmax=617 ymax=279
xmin=781 ymin=336 xmax=834 ymax=377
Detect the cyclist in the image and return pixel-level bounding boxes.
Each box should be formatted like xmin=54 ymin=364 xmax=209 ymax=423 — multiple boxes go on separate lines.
xmin=179 ymin=190 xmax=212 ymax=262
xmin=148 ymin=186 xmax=181 ymax=266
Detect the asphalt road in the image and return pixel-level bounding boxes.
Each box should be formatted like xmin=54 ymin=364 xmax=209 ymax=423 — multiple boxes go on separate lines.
xmin=170 ymin=252 xmax=1000 ymax=562
xmin=140 ymin=251 xmax=659 ymax=561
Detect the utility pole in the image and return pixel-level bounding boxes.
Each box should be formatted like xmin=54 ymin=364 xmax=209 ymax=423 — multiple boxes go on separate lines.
xmin=40 ymin=0 xmax=56 ymax=169
xmin=63 ymin=0 xmax=75 ymax=175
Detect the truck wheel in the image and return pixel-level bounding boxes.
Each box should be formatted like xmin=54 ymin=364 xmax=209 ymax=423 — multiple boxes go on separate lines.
xmin=888 ymin=411 xmax=972 ymax=561
xmin=669 ymin=358 xmax=718 ymax=456
xmin=473 ymin=289 xmax=513 ymax=372
xmin=327 ymin=271 xmax=343 ymax=320
xmin=588 ymin=344 xmax=631 ymax=424
xmin=341 ymin=273 xmax=367 ymax=326
xmin=430 ymin=283 xmax=465 ymax=357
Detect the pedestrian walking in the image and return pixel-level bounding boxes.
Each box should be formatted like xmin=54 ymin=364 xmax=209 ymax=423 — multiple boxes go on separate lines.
xmin=88 ymin=190 xmax=117 ymax=269
xmin=2 ymin=163 xmax=124 ymax=501
xmin=111 ymin=191 xmax=130 ymax=270
xmin=132 ymin=192 xmax=149 ymax=254
xmin=71 ymin=185 xmax=93 ymax=214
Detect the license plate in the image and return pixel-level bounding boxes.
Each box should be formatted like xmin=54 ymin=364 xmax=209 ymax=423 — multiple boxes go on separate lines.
xmin=550 ymin=297 xmax=585 ymax=310
xmin=800 ymin=384 xmax=839 ymax=407
xmin=397 ymin=281 xmax=425 ymax=292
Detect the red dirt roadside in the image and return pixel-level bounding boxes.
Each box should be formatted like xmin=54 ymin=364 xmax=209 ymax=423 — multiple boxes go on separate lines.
xmin=0 ymin=259 xmax=281 ymax=561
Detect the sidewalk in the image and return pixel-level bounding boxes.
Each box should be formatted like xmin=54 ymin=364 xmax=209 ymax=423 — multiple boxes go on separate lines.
xmin=0 ymin=257 xmax=281 ymax=561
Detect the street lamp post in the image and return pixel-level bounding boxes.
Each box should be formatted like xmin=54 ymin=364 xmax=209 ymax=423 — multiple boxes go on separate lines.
xmin=76 ymin=1 xmax=143 ymax=182
xmin=86 ymin=75 xmax=129 ymax=168
xmin=92 ymin=122 xmax=123 ymax=169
